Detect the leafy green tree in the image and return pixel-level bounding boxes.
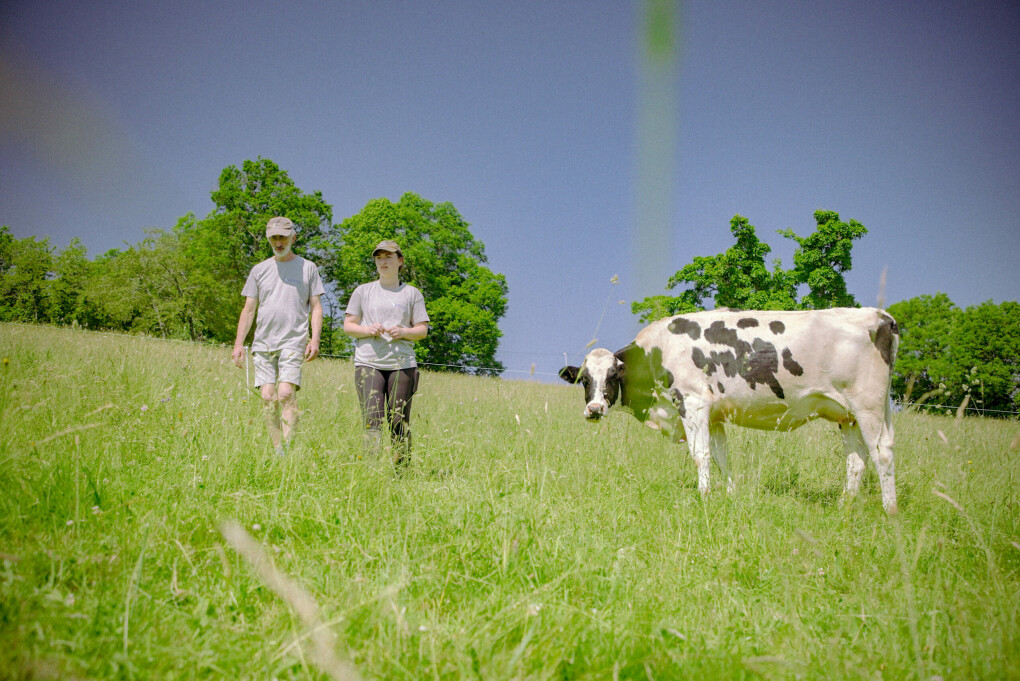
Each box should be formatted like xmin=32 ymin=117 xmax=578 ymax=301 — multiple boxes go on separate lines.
xmin=46 ymin=238 xmax=95 ymax=325
xmin=778 ymin=210 xmax=867 ymax=310
xmin=948 ymin=300 xmax=1020 ymax=416
xmin=82 ymin=230 xmax=208 ymax=339
xmin=888 ymin=295 xmax=1019 ymax=417
xmin=185 ymin=157 xmax=333 ymax=281
xmin=178 ymin=158 xmax=334 ymax=343
xmin=315 ymin=193 xmax=508 ymax=375
xmin=633 ymin=215 xmax=796 ymax=322
xmin=0 ymin=227 xmax=54 ymax=323
xmin=887 ymin=293 xmax=960 ymax=406
xmin=634 ymin=211 xmax=867 ymax=323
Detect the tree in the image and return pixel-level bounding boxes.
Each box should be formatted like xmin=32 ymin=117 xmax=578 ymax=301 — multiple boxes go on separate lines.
xmin=887 ymin=293 xmax=960 ymax=406
xmin=0 ymin=227 xmax=54 ymax=323
xmin=46 ymin=238 xmax=94 ymax=325
xmin=632 ymin=211 xmax=866 ymax=323
xmin=314 ymin=193 xmax=508 ymax=375
xmin=178 ymin=158 xmax=334 ymax=343
xmin=778 ymin=210 xmax=867 ymax=310
xmin=187 ymin=157 xmax=333 ymax=281
xmin=948 ymin=300 xmax=1020 ymax=416
xmin=632 ymin=215 xmax=795 ymax=322
xmin=888 ymin=295 xmax=1020 ymax=417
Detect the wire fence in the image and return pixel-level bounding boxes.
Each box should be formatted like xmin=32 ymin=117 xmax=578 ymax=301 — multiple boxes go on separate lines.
xmin=897 ymin=401 xmax=1020 ymax=417
xmin=4 ymin=322 xmax=1018 ymax=415
xmin=0 ymin=322 xmax=565 ymax=379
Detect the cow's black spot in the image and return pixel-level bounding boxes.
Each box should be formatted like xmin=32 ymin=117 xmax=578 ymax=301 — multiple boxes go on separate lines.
xmin=872 ymin=314 xmax=899 ymax=366
xmin=705 ymin=320 xmax=739 ymax=346
xmin=717 ymin=381 xmax=725 ymax=394
xmin=782 ymin=348 xmax=804 ymax=376
xmin=717 ymin=350 xmax=741 ymax=378
xmin=602 ymin=366 xmax=621 ymax=408
xmin=691 ymin=346 xmax=710 ymax=372
xmin=696 ymin=320 xmax=787 ymax=398
xmin=668 ymin=317 xmax=701 ymax=340
xmin=669 ymin=388 xmax=686 ymax=417
xmin=769 ymin=321 xmax=785 ymax=335
xmin=748 ymin=338 xmax=785 ymax=398
xmin=737 ymin=318 xmax=759 ymax=329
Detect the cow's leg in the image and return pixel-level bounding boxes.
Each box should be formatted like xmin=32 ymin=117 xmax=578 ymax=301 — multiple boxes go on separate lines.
xmin=681 ymin=406 xmax=713 ymax=496
xmin=709 ymin=423 xmax=735 ymax=493
xmin=868 ymin=411 xmax=898 ymax=515
xmin=839 ymin=422 xmax=868 ymax=498
xmin=849 ymin=411 xmax=899 ymax=515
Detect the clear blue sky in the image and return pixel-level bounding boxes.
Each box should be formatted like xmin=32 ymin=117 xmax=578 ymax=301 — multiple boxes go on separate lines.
xmin=2 ymin=0 xmax=1017 ymax=381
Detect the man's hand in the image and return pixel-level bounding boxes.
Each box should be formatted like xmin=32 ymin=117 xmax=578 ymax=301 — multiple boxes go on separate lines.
xmin=232 ymin=345 xmax=246 ymax=368
xmin=305 ymin=339 xmax=320 ymax=362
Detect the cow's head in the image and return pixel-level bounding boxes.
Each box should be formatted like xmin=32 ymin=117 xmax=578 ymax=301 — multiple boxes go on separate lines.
xmin=559 ymin=348 xmax=624 ymax=420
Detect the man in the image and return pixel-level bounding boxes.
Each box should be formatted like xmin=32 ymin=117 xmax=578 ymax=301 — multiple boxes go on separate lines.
xmin=232 ymin=216 xmax=325 ymax=456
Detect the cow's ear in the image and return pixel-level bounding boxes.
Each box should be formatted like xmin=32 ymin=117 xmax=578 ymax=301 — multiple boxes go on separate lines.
xmin=559 ymin=366 xmax=580 ymax=384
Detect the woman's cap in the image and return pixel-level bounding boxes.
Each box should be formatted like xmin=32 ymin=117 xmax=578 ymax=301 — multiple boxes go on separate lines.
xmin=373 ymin=240 xmax=403 ymax=256
xmin=266 ymin=216 xmax=296 ymax=237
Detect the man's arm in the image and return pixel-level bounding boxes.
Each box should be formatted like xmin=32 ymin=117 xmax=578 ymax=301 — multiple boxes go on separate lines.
xmin=305 ymin=295 xmax=323 ymax=361
xmin=232 ymin=297 xmax=258 ymax=367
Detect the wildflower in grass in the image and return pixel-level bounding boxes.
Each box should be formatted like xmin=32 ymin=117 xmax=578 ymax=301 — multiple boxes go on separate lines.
xmin=2 ymin=357 xmax=8 ymax=366
xmin=140 ymin=405 xmax=148 ymax=413
xmin=252 ymin=523 xmax=261 ymax=531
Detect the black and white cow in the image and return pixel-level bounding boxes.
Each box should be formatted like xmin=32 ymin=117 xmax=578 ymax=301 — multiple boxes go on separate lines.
xmin=560 ymin=307 xmax=900 ymax=514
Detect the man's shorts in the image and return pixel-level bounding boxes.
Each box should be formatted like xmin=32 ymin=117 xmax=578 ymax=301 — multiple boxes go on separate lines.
xmin=252 ymin=349 xmax=304 ymax=389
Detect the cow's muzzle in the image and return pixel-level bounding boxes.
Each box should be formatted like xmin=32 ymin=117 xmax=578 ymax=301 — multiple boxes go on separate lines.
xmin=584 ymin=402 xmax=606 ymax=420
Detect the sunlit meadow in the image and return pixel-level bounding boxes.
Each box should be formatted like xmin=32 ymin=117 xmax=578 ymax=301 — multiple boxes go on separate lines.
xmin=1 ymin=323 xmax=1018 ymax=680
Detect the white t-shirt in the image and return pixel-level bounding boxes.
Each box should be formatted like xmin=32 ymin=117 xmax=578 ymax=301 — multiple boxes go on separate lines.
xmin=241 ymin=256 xmax=326 ymax=352
xmin=346 ymin=280 xmax=429 ymax=370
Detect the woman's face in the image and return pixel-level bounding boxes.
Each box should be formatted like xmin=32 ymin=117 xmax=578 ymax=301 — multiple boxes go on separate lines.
xmin=374 ymin=250 xmax=402 ymax=277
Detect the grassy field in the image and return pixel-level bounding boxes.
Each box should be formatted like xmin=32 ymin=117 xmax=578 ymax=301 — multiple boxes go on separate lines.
xmin=1 ymin=322 xmax=1018 ymax=680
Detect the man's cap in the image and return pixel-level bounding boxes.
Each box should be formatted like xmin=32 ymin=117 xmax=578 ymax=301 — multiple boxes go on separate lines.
xmin=266 ymin=216 xmax=296 ymax=237
xmin=372 ymin=240 xmax=403 ymax=256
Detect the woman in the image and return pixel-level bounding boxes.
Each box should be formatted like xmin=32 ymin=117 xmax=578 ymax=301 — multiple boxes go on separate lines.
xmin=343 ymin=240 xmax=429 ymax=466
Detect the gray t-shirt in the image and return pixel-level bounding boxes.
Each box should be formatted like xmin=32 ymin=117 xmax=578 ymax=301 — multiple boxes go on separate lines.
xmin=346 ymin=280 xmax=429 ymax=370
xmin=241 ymin=256 xmax=325 ymax=352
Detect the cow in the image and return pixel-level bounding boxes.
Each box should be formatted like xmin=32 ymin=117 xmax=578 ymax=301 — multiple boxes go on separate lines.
xmin=560 ymin=307 xmax=900 ymax=514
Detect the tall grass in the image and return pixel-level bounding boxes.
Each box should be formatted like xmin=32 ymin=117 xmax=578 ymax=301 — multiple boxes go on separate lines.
xmin=1 ymin=323 xmax=1018 ymax=680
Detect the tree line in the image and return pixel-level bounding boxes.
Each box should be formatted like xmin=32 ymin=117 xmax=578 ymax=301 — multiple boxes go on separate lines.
xmin=0 ymin=158 xmax=509 ymax=375
xmin=3 ymin=161 xmax=1016 ymax=414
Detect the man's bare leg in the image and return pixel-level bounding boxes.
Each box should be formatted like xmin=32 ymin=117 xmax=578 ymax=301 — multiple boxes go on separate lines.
xmin=261 ymin=383 xmax=282 ymax=450
xmin=278 ymin=382 xmax=299 ymax=447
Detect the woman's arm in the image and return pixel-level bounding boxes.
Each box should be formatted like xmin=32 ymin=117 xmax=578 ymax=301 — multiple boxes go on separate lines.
xmin=344 ymin=314 xmax=385 ymax=339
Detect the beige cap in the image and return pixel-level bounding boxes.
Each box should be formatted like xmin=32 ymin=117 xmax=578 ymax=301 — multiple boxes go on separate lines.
xmin=372 ymin=239 xmax=403 ymax=256
xmin=266 ymin=216 xmax=296 ymax=237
